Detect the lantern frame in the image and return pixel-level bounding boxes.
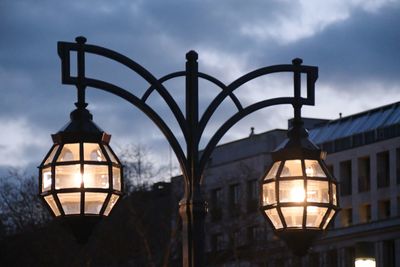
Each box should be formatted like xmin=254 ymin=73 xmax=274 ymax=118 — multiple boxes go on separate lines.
xmin=260 ymin=126 xmax=339 ymax=256
xmin=38 ymin=107 xmax=123 ymax=242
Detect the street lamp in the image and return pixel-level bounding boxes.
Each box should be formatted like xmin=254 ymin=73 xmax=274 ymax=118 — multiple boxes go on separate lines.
xmin=38 ymin=104 xmax=123 ymax=242
xmin=39 ymin=36 xmax=338 ymax=266
xmin=260 ymin=111 xmax=339 ymax=256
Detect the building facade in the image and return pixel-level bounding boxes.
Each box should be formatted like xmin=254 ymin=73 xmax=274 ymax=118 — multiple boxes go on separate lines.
xmin=171 ymin=101 xmax=400 ymax=266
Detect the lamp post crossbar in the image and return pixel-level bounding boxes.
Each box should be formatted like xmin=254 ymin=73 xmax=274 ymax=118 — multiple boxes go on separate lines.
xmin=56 ymin=36 xmax=319 ymax=267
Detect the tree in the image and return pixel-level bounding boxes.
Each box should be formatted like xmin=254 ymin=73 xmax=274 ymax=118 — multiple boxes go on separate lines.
xmin=118 ymin=144 xmax=165 ymax=192
xmin=0 ymin=169 xmax=50 ymax=235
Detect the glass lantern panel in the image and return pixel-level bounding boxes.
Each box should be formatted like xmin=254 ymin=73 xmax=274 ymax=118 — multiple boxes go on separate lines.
xmin=104 ymin=145 xmax=118 ymax=163
xmin=265 ymin=208 xmax=283 ymax=229
xmin=44 ymin=195 xmax=61 ymax=216
xmin=58 ymin=192 xmax=81 ymax=215
xmin=44 ymin=145 xmax=59 ymax=165
xmin=281 ymin=207 xmax=304 ymax=227
xmin=85 ymin=192 xmax=107 ymax=214
xmin=41 ymin=167 xmax=52 ymax=192
xmin=304 ymin=160 xmax=326 ymax=177
xmin=103 ymin=194 xmax=119 ymax=216
xmin=279 ymin=180 xmax=305 ymax=203
xmin=83 ymin=165 xmax=109 ymax=188
xmin=307 ymin=180 xmax=329 ymax=203
xmin=280 ymin=160 xmax=303 ymax=177
xmin=112 ymin=167 xmax=121 ymax=190
xmin=55 ymin=164 xmax=81 ymax=189
xmin=306 ymin=206 xmax=328 ymax=227
xmin=84 ymin=143 xmax=106 ymax=161
xmin=57 ymin=143 xmax=80 ymax=162
xmin=262 ymin=182 xmax=276 ymax=205
xmin=265 ymin=161 xmax=281 ymax=179
xmin=332 ymin=183 xmax=337 ymax=205
xmin=322 ymin=209 xmax=335 ymax=229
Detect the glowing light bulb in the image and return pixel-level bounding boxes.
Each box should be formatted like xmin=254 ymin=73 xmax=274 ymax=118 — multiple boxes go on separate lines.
xmin=74 ymin=172 xmax=83 ymax=187
xmin=290 ymin=186 xmax=305 ymax=202
xmin=355 ymin=259 xmax=376 ymax=267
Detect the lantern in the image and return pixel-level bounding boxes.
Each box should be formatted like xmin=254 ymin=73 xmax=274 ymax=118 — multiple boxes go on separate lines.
xmin=39 ymin=107 xmax=123 ymax=242
xmin=260 ymin=123 xmax=339 ymax=256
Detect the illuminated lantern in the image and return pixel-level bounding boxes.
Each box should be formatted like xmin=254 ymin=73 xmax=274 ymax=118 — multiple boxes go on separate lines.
xmin=260 ymin=122 xmax=339 ymax=256
xmin=39 ymin=106 xmax=123 ymax=242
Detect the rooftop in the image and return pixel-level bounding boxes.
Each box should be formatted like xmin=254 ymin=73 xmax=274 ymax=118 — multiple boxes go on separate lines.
xmin=309 ymin=101 xmax=400 ymax=152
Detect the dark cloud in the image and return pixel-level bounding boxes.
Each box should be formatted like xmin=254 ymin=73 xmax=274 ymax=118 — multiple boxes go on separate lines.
xmin=260 ymin=4 xmax=400 ymax=87
xmin=0 ymin=0 xmax=399 ymax=174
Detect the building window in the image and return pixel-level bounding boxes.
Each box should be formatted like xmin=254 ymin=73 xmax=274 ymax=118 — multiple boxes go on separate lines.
xmin=247 ymin=179 xmax=258 ymax=213
xmin=398 ymin=197 xmax=400 ymax=216
xmin=358 ymin=156 xmax=370 ymax=192
xmin=340 ymin=160 xmax=352 ymax=196
xmin=377 ymin=151 xmax=390 ymax=188
xmin=211 ymin=233 xmax=224 ymax=252
xmin=359 ymin=204 xmax=371 ymax=223
xmin=383 ymin=240 xmax=395 ymax=267
xmin=210 ymin=188 xmax=222 ymax=221
xmin=341 ymin=208 xmax=352 ymax=227
xmin=378 ymin=199 xmax=391 ymax=219
xmin=309 ymin=252 xmax=320 ymax=267
xmin=327 ymin=249 xmax=338 ymax=267
xmin=344 ymin=247 xmax=355 ymax=267
xmin=353 ymin=133 xmax=363 ymax=147
xmin=229 ymin=183 xmax=240 ymax=217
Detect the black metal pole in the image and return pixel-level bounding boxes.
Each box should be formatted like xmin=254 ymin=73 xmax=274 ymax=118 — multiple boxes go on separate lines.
xmin=179 ymin=51 xmax=207 ymax=267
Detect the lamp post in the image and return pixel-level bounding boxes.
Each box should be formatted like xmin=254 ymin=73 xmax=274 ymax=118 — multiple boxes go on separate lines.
xmin=39 ymin=36 xmax=338 ymax=267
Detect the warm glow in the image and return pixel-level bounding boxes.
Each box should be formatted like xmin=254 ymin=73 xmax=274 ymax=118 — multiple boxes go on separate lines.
xmin=355 ymin=259 xmax=376 ymax=267
xmin=74 ymin=172 xmax=83 ymax=186
xmin=304 ymin=160 xmax=326 ymax=177
xmin=281 ymin=206 xmax=303 ymax=227
xmin=281 ymin=160 xmax=302 ymax=177
xmin=305 ymin=166 xmax=314 ymax=176
xmin=73 ymin=169 xmax=108 ymax=188
xmin=42 ymin=169 xmax=52 ymax=191
xmin=290 ymin=186 xmax=305 ymax=202
xmin=306 ymin=206 xmax=327 ymax=227
xmin=279 ymin=180 xmax=305 ymax=203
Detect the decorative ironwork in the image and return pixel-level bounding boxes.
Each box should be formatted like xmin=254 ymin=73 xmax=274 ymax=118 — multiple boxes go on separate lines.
xmin=50 ymin=36 xmax=321 ymax=266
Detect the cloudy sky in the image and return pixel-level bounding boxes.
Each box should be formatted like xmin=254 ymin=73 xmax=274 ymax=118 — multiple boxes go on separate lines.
xmin=1 ymin=0 xmax=399 ymax=176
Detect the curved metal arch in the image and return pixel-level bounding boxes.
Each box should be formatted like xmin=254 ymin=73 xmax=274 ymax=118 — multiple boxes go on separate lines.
xmin=199 ymin=64 xmax=318 ymax=137
xmin=81 ymin=77 xmax=189 ymax=181
xmin=58 ymin=41 xmax=189 ymax=140
xmin=197 ymin=72 xmax=243 ymax=111
xmin=199 ymin=97 xmax=295 ymax=174
xmin=142 ymin=71 xmax=243 ymax=114
xmin=142 ymin=71 xmax=186 ymax=102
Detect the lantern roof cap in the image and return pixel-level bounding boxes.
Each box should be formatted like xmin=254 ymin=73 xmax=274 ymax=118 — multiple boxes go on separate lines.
xmin=272 ymin=124 xmax=322 ymax=160
xmin=52 ymin=107 xmax=110 ymax=144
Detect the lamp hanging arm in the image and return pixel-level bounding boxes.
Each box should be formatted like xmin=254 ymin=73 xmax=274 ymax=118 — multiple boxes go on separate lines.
xmin=76 ymin=36 xmax=88 ymax=109
xmin=292 ymin=58 xmax=303 ymax=128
